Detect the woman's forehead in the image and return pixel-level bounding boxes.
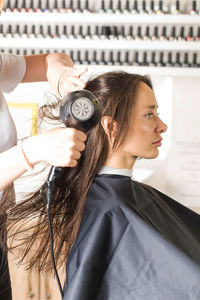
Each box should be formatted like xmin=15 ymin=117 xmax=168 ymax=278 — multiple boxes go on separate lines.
xmin=134 ymin=83 xmax=157 ymax=109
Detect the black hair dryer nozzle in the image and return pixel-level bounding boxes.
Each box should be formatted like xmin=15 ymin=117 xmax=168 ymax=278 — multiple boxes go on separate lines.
xmin=60 ymin=90 xmax=102 ymax=132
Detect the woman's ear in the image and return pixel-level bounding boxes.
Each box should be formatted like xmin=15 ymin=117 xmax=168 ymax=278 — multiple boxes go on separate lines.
xmin=101 ymin=116 xmax=117 ymax=138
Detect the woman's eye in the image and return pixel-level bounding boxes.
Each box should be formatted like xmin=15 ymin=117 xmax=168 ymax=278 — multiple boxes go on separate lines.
xmin=145 ymin=112 xmax=160 ymax=118
xmin=145 ymin=113 xmax=153 ymax=118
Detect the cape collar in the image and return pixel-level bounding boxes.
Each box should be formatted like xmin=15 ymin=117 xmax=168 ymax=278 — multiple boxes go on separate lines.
xmin=98 ymin=166 xmax=133 ymax=177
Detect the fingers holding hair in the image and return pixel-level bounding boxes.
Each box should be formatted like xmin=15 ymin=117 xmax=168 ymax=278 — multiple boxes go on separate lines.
xmin=58 ymin=67 xmax=88 ymax=98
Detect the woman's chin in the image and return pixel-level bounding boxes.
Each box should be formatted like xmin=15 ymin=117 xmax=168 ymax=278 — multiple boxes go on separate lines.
xmin=152 ymin=150 xmax=159 ymax=159
xmin=143 ymin=150 xmax=159 ymax=159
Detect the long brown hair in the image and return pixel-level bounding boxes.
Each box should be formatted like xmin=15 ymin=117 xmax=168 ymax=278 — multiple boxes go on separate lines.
xmin=4 ymin=71 xmax=153 ymax=273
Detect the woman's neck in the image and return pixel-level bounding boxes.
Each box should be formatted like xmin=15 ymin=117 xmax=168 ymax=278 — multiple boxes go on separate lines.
xmin=104 ymin=152 xmax=136 ymax=170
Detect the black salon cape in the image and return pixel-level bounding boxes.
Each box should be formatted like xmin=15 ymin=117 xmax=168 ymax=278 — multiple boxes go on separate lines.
xmin=63 ymin=175 xmax=200 ymax=300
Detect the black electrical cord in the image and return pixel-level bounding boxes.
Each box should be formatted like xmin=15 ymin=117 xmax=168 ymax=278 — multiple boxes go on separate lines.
xmin=40 ymin=175 xmax=64 ymax=299
xmin=46 ymin=196 xmax=64 ymax=298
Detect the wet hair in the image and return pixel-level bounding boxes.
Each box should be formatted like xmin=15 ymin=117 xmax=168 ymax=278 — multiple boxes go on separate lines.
xmin=3 ymin=71 xmax=153 ymax=273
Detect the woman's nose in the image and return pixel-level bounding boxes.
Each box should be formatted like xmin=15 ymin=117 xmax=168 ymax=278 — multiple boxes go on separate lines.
xmin=157 ymin=118 xmax=168 ymax=133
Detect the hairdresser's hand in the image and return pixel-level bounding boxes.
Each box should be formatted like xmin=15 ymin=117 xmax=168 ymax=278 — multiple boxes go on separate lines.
xmin=46 ymin=53 xmax=88 ymax=97
xmin=23 ymin=128 xmax=87 ymax=167
xmin=57 ymin=67 xmax=88 ymax=98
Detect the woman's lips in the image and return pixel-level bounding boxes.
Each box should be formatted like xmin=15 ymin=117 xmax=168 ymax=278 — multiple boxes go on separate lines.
xmin=152 ymin=138 xmax=162 ymax=146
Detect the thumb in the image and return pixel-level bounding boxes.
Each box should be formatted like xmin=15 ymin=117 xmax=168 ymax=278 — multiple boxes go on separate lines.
xmin=73 ymin=67 xmax=88 ymax=77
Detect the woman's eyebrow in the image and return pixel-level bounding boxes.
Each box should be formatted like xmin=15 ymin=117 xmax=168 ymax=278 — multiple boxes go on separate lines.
xmin=145 ymin=104 xmax=158 ymax=109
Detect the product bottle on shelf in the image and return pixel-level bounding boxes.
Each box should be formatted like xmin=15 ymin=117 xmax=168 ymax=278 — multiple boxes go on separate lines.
xmin=177 ymin=26 xmax=185 ymax=41
xmin=182 ymin=53 xmax=191 ymax=67
xmin=149 ymin=52 xmax=157 ymax=66
xmin=157 ymin=52 xmax=166 ymax=67
xmin=159 ymin=26 xmax=167 ymax=41
xmin=166 ymin=52 xmax=174 ymax=67
xmin=189 ymin=1 xmax=197 ymax=15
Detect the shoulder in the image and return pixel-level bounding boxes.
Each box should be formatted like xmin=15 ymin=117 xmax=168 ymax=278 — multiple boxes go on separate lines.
xmin=71 ymin=175 xmax=136 ymax=250
xmin=83 ymin=176 xmax=132 ymax=229
xmin=69 ymin=176 xmax=142 ymax=259
xmin=0 ymin=53 xmax=26 ymax=93
xmin=67 ymin=177 xmax=139 ymax=278
xmin=0 ymin=52 xmax=24 ymax=68
xmin=83 ymin=175 xmax=135 ymax=224
xmin=151 ymin=185 xmax=200 ymax=217
xmin=134 ymin=180 xmax=200 ymax=219
xmin=87 ymin=174 xmax=133 ymax=207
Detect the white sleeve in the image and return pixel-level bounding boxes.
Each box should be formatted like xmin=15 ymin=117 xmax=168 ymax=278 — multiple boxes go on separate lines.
xmin=0 ymin=53 xmax=26 ymax=93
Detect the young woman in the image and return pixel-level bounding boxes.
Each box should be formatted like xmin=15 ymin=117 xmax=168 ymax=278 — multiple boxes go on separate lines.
xmin=4 ymin=71 xmax=200 ymax=300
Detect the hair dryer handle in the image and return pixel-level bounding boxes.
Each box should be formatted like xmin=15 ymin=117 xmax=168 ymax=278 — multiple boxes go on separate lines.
xmin=47 ymin=166 xmax=63 ymax=184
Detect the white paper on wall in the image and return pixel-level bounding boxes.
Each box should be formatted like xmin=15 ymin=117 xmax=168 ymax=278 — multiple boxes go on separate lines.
xmin=166 ymin=77 xmax=200 ymax=207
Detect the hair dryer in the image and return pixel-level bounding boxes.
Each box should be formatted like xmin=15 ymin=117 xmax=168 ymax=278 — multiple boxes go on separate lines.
xmin=46 ymin=89 xmax=102 ymax=185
